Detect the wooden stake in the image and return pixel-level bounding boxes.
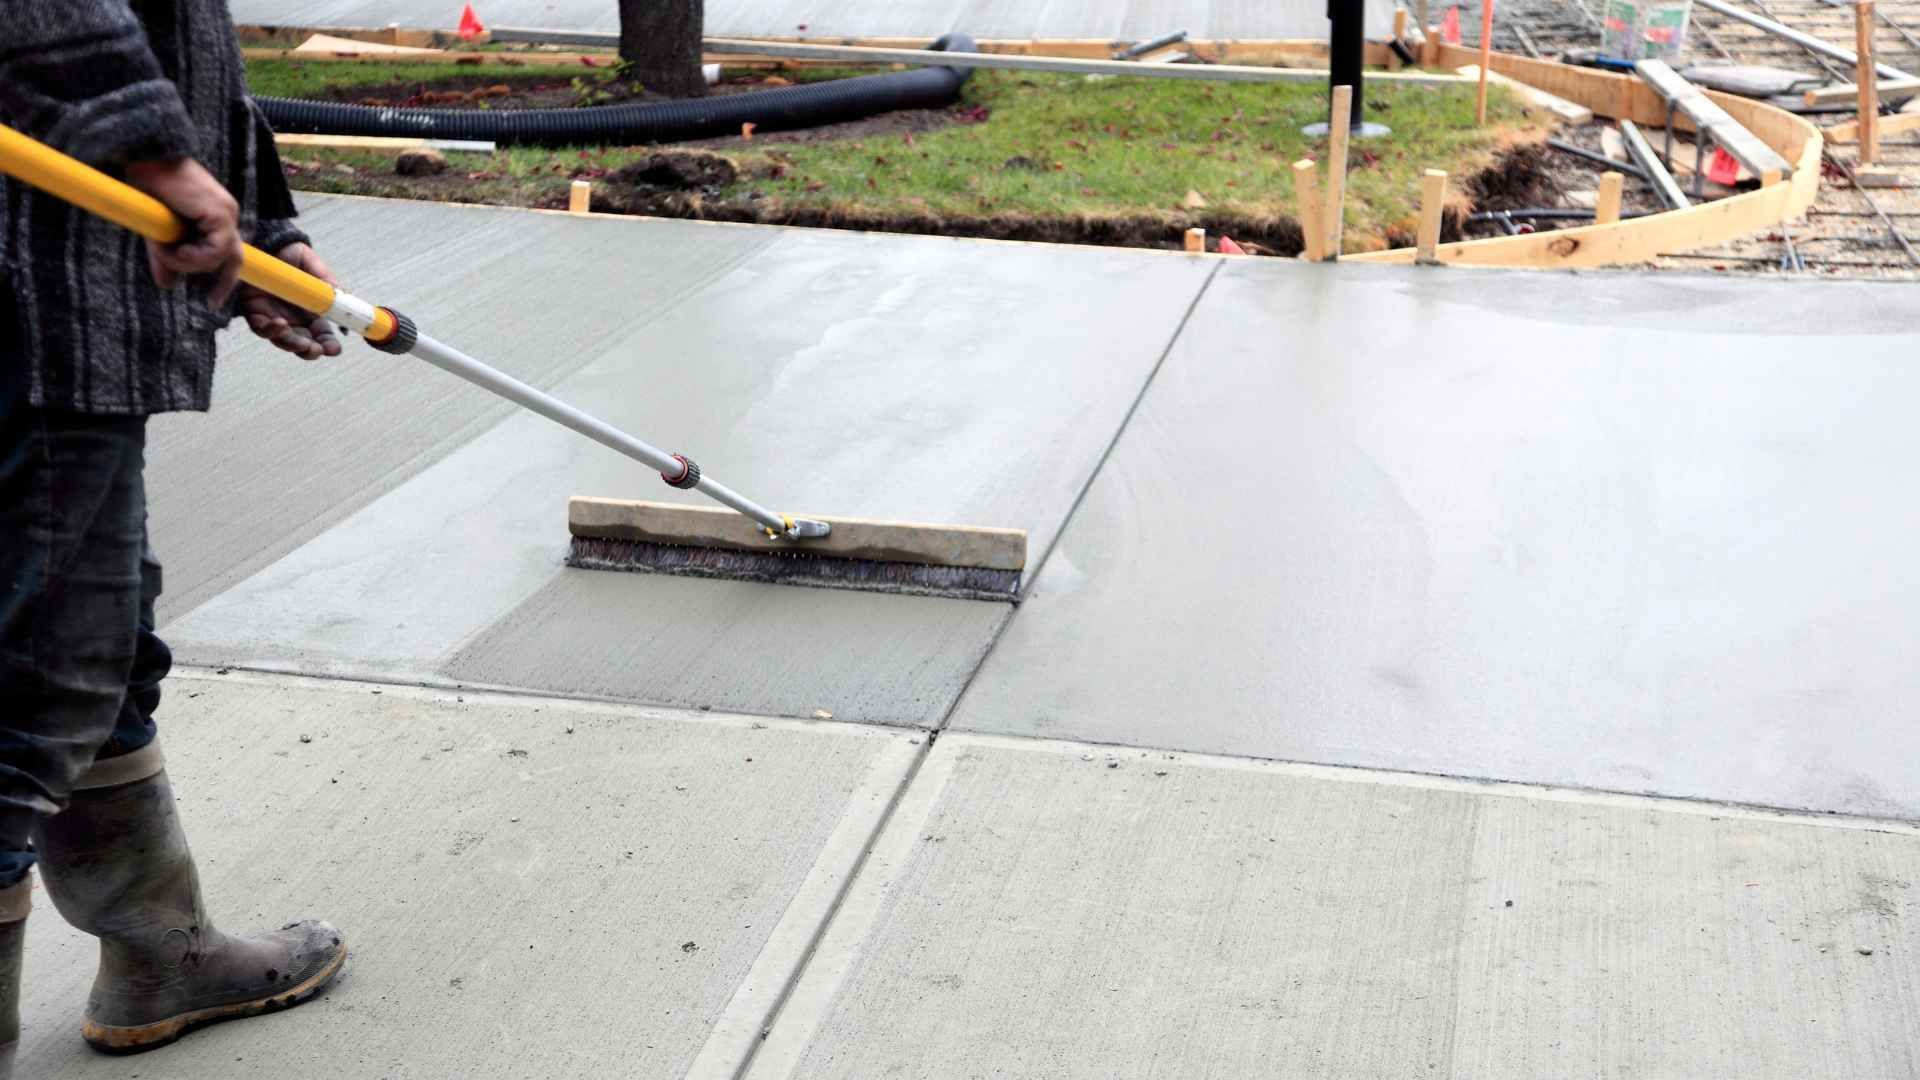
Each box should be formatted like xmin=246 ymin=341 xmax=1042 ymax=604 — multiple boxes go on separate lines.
xmin=1857 ymin=1 xmax=1880 ymax=164
xmin=1292 ymin=159 xmax=1327 ymax=261
xmin=1184 ymin=227 xmax=1207 ymax=253
xmin=1595 ymin=170 xmax=1624 ymax=225
xmin=1325 ymin=84 xmax=1353 ymax=261
xmin=1418 ymin=0 xmax=1433 ymax=61
xmin=1475 ymin=0 xmax=1495 ymax=124
xmin=1416 ymin=169 xmax=1448 ymax=263
xmin=1395 ymin=8 xmax=1410 ymax=43
xmin=569 ymin=180 xmax=592 ymax=214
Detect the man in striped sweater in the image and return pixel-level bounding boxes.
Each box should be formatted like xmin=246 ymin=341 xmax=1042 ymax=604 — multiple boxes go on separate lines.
xmin=0 ymin=2 xmax=349 ymax=1072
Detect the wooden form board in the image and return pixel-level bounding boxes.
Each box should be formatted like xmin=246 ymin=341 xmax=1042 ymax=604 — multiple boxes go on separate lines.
xmin=235 ymin=26 xmax=1395 ymax=66
xmin=699 ymin=38 xmax=1472 ymax=86
xmin=1825 ymin=110 xmax=1920 ymax=143
xmin=1456 ymin=65 xmax=1594 ymax=124
xmin=1804 ymin=77 xmax=1920 ymax=106
xmin=1635 ymin=59 xmax=1790 ymax=184
xmin=1351 ymin=45 xmax=1823 ymax=268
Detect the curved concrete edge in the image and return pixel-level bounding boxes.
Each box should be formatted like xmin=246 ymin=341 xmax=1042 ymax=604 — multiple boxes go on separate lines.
xmin=1350 ymin=45 xmax=1823 ymax=269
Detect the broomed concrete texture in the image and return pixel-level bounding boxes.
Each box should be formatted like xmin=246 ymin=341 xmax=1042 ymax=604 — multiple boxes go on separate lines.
xmin=158 ymin=197 xmax=1214 ymax=724
xmin=228 ymin=0 xmax=1392 ymax=42
xmin=16 ymin=670 xmax=921 ymax=1079
xmin=750 ymin=735 xmax=1920 ymax=1080
xmin=954 ymin=260 xmax=1920 ymax=819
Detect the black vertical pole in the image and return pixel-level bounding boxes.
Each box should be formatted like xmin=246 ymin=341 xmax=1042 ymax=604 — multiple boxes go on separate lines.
xmin=1329 ymin=0 xmax=1366 ymax=126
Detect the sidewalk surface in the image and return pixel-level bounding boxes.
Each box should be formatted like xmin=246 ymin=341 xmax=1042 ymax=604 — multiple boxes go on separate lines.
xmin=18 ymin=198 xmax=1920 ymax=1078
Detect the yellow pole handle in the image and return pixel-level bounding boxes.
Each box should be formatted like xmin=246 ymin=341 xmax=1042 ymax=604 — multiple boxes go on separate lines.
xmin=0 ymin=122 xmax=338 ymax=318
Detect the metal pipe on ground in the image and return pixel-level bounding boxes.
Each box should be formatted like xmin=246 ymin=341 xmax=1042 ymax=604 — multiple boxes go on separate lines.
xmin=1114 ymin=30 xmax=1189 ymax=59
xmin=1547 ymin=138 xmax=1651 ymax=179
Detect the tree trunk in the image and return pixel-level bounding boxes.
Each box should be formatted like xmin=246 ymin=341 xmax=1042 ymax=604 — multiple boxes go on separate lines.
xmin=618 ymin=0 xmax=706 ymax=98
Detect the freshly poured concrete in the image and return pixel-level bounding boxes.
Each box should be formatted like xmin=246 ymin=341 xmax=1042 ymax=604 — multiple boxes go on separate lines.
xmin=953 ymin=262 xmax=1920 ymax=818
xmin=16 ymin=670 xmax=919 ymax=1079
xmin=148 ymin=199 xmax=776 ymax=622
xmin=750 ymin=735 xmax=1920 ymax=1079
xmin=158 ymin=198 xmax=1212 ymax=724
xmin=229 ymin=0 xmax=1391 ymax=42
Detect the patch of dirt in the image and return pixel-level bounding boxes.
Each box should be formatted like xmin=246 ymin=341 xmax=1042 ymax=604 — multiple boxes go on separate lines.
xmin=613 ymin=150 xmax=739 ymax=190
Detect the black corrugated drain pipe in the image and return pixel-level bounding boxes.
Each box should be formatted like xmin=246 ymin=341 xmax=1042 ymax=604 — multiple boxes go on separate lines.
xmin=258 ymin=34 xmax=976 ymax=147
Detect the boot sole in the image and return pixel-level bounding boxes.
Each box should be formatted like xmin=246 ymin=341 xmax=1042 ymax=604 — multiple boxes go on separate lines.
xmin=81 ymin=943 xmax=348 ymax=1054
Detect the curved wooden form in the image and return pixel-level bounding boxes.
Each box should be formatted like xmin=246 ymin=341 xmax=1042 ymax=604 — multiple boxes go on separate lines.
xmin=1349 ymin=45 xmax=1823 ymax=268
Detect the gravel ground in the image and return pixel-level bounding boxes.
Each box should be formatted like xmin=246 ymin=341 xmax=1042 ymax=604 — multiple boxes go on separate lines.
xmin=1445 ymin=0 xmax=1920 ymax=277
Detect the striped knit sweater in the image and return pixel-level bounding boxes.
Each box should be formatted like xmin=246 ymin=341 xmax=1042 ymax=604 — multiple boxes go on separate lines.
xmin=0 ymin=0 xmax=308 ymax=416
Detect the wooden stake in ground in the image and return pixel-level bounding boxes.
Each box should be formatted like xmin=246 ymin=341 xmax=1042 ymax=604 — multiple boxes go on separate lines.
xmin=1418 ymin=0 xmax=1434 ymax=62
xmin=1184 ymin=227 xmax=1207 ymax=253
xmin=569 ymin=180 xmax=592 ymax=214
xmin=1324 ymin=84 xmax=1353 ymax=261
xmin=1416 ymin=169 xmax=1448 ymax=262
xmin=1857 ymin=1 xmax=1881 ymax=164
xmin=1292 ymin=159 xmax=1328 ymax=261
xmin=1394 ymin=8 xmax=1410 ymax=45
xmin=1475 ymin=0 xmax=1495 ymax=125
xmin=1595 ymin=170 xmax=1624 ymax=225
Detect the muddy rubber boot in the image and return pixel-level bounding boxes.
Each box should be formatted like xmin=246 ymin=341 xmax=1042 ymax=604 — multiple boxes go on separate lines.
xmin=0 ymin=878 xmax=29 ymax=1079
xmin=33 ymin=747 xmax=345 ymax=1053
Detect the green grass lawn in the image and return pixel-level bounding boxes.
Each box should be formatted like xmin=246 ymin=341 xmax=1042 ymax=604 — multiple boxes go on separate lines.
xmin=250 ymin=57 xmax=1543 ymax=253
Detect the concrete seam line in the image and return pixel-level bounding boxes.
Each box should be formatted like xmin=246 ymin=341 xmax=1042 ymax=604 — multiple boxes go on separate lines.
xmin=736 ymin=736 xmax=961 ymax=1080
xmin=941 ymin=732 xmax=1920 ymax=836
xmin=165 ymin=665 xmax=913 ymax=741
xmin=683 ymin=736 xmax=924 ymax=1079
xmin=929 ymin=261 xmax=1223 ymax=733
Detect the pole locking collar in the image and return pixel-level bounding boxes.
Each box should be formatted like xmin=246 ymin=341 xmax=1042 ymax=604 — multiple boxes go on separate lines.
xmin=661 ymin=453 xmax=701 ymax=489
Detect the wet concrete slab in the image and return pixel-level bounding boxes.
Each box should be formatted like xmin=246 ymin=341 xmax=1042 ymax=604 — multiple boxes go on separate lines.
xmin=229 ymin=0 xmax=1389 ymax=41
xmin=148 ymin=198 xmax=776 ymax=623
xmin=159 ymin=201 xmax=1213 ymax=724
xmin=953 ymin=261 xmax=1920 ymax=817
xmin=748 ymin=734 xmax=1920 ymax=1080
xmin=16 ymin=670 xmax=919 ymax=1079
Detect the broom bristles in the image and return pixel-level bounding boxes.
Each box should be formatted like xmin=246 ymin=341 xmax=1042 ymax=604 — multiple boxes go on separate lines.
xmin=566 ymin=536 xmax=1021 ymax=602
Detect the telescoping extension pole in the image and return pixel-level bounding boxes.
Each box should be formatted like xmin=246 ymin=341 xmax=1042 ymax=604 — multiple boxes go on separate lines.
xmin=0 ymin=123 xmax=828 ymax=542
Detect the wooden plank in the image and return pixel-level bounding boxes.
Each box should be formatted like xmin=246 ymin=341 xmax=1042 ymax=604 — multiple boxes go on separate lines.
xmin=1349 ymin=181 xmax=1796 ymax=267
xmin=1595 ymin=171 xmax=1625 ymax=224
xmin=569 ymin=180 xmax=592 ymax=214
xmin=1325 ymin=85 xmax=1353 ymax=261
xmin=295 ymin=32 xmax=436 ymax=53
xmin=1620 ymin=118 xmax=1691 ymax=209
xmin=1635 ymin=59 xmax=1790 ymax=185
xmin=1292 ymin=160 xmax=1327 ymax=262
xmin=1456 ymin=64 xmax=1594 ymax=123
xmin=274 ymin=133 xmax=495 ymax=152
xmin=1854 ymin=166 xmax=1904 ymax=187
xmin=1858 ymin=2 xmax=1881 ymax=164
xmin=1416 ymin=169 xmax=1448 ymax=263
xmin=569 ymin=497 xmax=1027 ymax=572
xmin=243 ymin=47 xmax=619 ymax=67
xmin=1826 ymin=110 xmax=1920 ymax=142
xmin=1184 ymin=227 xmax=1207 ymax=253
xmin=699 ymin=38 xmax=1473 ymax=86
xmin=1803 ymin=76 xmax=1920 ymax=106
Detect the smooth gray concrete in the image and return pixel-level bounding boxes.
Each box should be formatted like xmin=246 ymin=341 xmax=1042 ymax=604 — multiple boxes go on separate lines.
xmin=229 ymin=0 xmax=1391 ymax=42
xmin=158 ymin=198 xmax=1212 ymax=724
xmin=952 ymin=261 xmax=1920 ymax=818
xmin=17 ymin=670 xmax=920 ymax=1079
xmin=149 ymin=199 xmax=777 ymax=622
xmin=749 ymin=735 xmax=1920 ymax=1079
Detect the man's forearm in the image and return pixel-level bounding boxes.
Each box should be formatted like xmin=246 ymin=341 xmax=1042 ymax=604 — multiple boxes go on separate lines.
xmin=0 ymin=1 xmax=196 ymax=166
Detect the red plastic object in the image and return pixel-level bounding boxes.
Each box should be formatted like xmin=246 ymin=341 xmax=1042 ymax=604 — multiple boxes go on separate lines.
xmin=457 ymin=3 xmax=486 ymax=39
xmin=1442 ymin=6 xmax=1463 ymax=43
xmin=1707 ymin=147 xmax=1741 ymax=186
xmin=1217 ymin=236 xmax=1248 ymax=255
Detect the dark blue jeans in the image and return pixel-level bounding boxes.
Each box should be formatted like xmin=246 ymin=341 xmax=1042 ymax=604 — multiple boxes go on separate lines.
xmin=0 ymin=368 xmax=166 ymax=888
